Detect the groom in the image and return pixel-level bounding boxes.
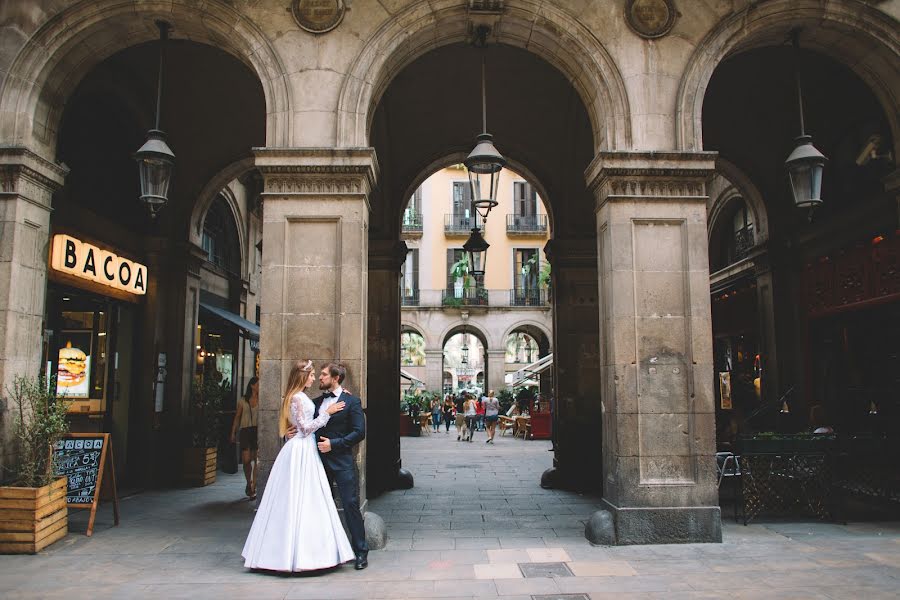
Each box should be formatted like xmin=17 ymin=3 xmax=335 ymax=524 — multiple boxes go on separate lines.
xmin=306 ymin=362 xmax=368 ymax=570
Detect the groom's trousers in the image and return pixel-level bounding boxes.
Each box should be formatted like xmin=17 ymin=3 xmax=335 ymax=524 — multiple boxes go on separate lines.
xmin=326 ymin=465 xmax=369 ymax=556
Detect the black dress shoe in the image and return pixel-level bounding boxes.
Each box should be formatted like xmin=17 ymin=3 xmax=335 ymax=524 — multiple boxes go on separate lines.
xmin=354 ymin=553 xmax=368 ymax=570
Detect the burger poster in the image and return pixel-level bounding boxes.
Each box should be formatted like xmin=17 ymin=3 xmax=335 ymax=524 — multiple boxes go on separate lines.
xmin=57 ymin=334 xmax=92 ymax=398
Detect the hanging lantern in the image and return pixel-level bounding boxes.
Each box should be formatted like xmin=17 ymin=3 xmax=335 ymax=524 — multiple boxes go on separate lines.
xmin=463 ymin=225 xmax=490 ymax=279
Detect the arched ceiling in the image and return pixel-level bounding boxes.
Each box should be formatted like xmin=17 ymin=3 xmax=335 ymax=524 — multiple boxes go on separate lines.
xmin=370 ymin=43 xmax=594 ymax=240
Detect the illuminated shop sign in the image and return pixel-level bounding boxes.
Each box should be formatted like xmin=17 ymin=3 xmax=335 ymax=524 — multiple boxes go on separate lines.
xmin=51 ymin=234 xmax=147 ymax=295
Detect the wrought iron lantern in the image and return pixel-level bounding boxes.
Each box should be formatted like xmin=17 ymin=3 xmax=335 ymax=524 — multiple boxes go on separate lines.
xmin=134 ymin=21 xmax=176 ymax=217
xmin=464 ymin=26 xmax=506 ymax=221
xmin=785 ymin=30 xmax=826 ymax=216
xmin=463 ymin=222 xmax=490 ymax=280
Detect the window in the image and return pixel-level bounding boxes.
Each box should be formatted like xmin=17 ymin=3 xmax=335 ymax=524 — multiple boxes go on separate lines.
xmin=403 ymin=187 xmax=423 ymax=227
xmin=447 ymin=248 xmax=481 ymax=289
xmin=452 ymin=182 xmax=471 ymax=216
xmin=401 ymin=249 xmax=419 ymax=297
xmin=513 ymin=181 xmax=537 ymax=217
xmin=401 ymin=331 xmax=426 ymax=366
xmin=723 ymin=201 xmax=754 ymax=266
xmin=201 ymin=196 xmax=240 ymax=273
xmin=515 ymin=249 xmax=539 ymax=291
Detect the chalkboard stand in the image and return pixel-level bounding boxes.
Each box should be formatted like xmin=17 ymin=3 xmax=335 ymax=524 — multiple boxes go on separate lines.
xmin=57 ymin=433 xmax=120 ymax=537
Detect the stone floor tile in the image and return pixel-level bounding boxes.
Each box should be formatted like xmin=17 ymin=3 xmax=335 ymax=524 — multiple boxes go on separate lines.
xmin=487 ymin=549 xmax=531 ymax=563
xmin=566 ymin=561 xmax=637 ymax=577
xmin=494 ymin=576 xmax=561 ymax=596
xmin=474 ymin=563 xmax=524 ymax=579
xmin=527 ymin=547 xmax=572 ymax=562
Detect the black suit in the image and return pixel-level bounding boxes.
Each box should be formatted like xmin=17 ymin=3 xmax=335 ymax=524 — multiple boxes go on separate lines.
xmin=313 ymin=390 xmax=368 ymax=556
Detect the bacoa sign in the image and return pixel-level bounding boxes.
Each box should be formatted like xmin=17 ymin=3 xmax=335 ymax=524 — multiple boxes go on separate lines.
xmin=51 ymin=235 xmax=148 ymax=295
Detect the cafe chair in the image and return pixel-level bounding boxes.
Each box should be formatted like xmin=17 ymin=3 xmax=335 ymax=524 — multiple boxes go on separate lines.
xmin=716 ymin=451 xmax=742 ymax=523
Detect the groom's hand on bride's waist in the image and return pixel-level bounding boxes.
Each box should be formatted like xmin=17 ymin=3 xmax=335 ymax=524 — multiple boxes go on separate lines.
xmin=285 ymin=426 xmax=297 ymax=440
xmin=317 ymin=437 xmax=332 ymax=453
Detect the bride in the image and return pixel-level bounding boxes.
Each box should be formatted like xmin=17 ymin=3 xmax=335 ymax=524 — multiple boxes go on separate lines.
xmin=241 ymin=359 xmax=355 ymax=571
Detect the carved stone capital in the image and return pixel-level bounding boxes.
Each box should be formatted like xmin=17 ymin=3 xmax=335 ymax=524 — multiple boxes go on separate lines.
xmin=369 ymin=239 xmax=409 ymax=272
xmin=586 ymin=151 xmax=718 ymax=211
xmin=253 ymin=147 xmax=378 ymax=202
xmin=0 ymin=146 xmax=68 ymax=211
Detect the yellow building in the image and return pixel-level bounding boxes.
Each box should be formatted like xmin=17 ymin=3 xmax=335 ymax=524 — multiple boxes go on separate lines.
xmin=399 ymin=166 xmax=552 ymax=396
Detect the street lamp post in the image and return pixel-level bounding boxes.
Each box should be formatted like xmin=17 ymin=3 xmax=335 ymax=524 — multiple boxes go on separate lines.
xmin=134 ymin=20 xmax=176 ymax=218
xmin=785 ymin=30 xmax=826 ymax=218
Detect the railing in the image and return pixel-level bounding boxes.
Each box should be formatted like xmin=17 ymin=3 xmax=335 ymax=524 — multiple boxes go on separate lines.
xmin=444 ymin=214 xmax=477 ymax=234
xmin=506 ymin=214 xmax=548 ymax=234
xmin=401 ymin=289 xmax=420 ymax=306
xmin=733 ymin=225 xmax=755 ymax=261
xmin=401 ymin=213 xmax=423 ymax=234
xmin=442 ymin=287 xmax=488 ymax=306
xmin=509 ymin=288 xmax=547 ymax=306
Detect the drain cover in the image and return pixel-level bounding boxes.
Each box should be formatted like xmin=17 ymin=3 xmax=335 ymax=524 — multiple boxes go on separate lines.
xmin=518 ymin=562 xmax=573 ymax=578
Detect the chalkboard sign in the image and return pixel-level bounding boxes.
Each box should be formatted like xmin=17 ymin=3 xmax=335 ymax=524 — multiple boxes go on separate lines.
xmin=53 ymin=433 xmax=119 ymax=536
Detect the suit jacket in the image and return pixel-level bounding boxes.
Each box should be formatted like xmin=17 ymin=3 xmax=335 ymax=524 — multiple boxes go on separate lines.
xmin=313 ymin=391 xmax=366 ymax=472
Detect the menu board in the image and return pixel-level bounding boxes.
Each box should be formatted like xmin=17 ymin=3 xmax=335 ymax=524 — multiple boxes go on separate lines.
xmin=53 ymin=433 xmax=119 ymax=536
xmin=54 ymin=435 xmax=104 ymax=504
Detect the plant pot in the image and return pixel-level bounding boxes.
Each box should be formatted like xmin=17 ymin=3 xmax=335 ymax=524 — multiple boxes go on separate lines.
xmin=399 ymin=413 xmax=412 ymax=436
xmin=0 ymin=476 xmax=68 ymax=554
xmin=183 ymin=447 xmax=217 ymax=486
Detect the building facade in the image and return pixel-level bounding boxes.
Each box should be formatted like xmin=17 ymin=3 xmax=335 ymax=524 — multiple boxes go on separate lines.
xmin=0 ymin=0 xmax=897 ymax=544
xmin=399 ymin=165 xmax=552 ymax=397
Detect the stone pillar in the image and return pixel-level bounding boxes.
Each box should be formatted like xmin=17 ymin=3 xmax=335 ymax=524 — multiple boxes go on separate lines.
xmin=424 ymin=349 xmax=444 ymax=394
xmin=254 ymin=148 xmax=375 ymax=506
xmin=543 ymin=239 xmax=602 ymax=491
xmin=0 ymin=148 xmax=66 ymax=477
xmin=367 ymin=239 xmax=407 ymax=496
xmin=485 ymin=349 xmax=506 ymax=396
xmin=587 ymin=151 xmax=721 ymax=544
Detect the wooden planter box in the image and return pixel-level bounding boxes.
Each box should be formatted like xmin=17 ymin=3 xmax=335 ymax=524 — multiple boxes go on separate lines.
xmin=0 ymin=476 xmax=68 ymax=554
xmin=183 ymin=447 xmax=217 ymax=486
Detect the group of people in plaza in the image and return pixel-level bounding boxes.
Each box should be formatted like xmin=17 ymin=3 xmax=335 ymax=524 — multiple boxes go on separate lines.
xmin=429 ymin=390 xmax=502 ymax=443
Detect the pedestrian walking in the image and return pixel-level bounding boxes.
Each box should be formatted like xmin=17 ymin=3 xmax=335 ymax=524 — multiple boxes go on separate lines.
xmin=442 ymin=395 xmax=455 ymax=433
xmin=463 ymin=395 xmax=478 ymax=442
xmin=475 ymin=395 xmax=486 ymax=431
xmin=430 ymin=397 xmax=442 ymax=432
xmin=455 ymin=393 xmax=467 ymax=441
xmin=484 ymin=390 xmax=500 ymax=444
xmin=229 ymin=376 xmax=259 ymax=499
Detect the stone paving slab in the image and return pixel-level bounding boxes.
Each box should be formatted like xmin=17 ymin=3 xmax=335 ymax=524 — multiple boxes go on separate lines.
xmin=0 ymin=433 xmax=898 ymax=599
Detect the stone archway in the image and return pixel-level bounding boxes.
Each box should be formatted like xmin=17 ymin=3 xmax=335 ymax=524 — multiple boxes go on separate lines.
xmin=336 ymin=0 xmax=631 ymax=152
xmin=676 ymin=0 xmax=900 ymax=157
xmin=0 ymin=0 xmax=292 ymax=157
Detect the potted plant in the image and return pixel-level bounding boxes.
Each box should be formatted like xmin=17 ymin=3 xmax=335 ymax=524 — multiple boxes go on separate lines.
xmin=0 ymin=375 xmax=71 ymax=554
xmin=183 ymin=376 xmax=224 ymax=486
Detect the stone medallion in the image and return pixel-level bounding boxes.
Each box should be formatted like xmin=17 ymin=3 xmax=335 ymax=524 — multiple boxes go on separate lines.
xmin=625 ymin=0 xmax=677 ymax=39
xmin=291 ymin=0 xmax=345 ymax=34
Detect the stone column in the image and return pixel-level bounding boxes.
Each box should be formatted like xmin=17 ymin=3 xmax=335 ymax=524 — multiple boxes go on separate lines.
xmin=254 ymin=148 xmax=374 ymax=507
xmin=485 ymin=349 xmax=506 ymax=396
xmin=424 ymin=349 xmax=444 ymax=394
xmin=367 ymin=239 xmax=408 ymax=495
xmin=0 ymin=148 xmax=66 ymax=477
xmin=587 ymin=151 xmax=721 ymax=545
xmin=542 ymin=239 xmax=602 ymax=491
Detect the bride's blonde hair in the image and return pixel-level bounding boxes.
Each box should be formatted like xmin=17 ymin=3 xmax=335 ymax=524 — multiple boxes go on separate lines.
xmin=279 ymin=359 xmax=315 ymax=437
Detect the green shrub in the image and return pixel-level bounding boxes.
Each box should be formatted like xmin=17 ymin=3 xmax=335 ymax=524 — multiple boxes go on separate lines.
xmin=7 ymin=375 xmax=70 ymax=488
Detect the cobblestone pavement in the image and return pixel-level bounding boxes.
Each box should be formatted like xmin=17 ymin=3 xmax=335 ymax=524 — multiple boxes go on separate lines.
xmin=1 ymin=428 xmax=898 ymax=599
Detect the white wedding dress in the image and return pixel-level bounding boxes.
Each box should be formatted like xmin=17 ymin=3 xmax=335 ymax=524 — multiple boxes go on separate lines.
xmin=241 ymin=391 xmax=355 ymax=571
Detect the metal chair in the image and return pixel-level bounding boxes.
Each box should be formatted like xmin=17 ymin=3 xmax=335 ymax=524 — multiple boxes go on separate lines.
xmin=716 ymin=451 xmax=742 ymax=523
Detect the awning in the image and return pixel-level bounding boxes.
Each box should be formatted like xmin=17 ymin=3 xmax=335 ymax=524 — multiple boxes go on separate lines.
xmin=199 ymin=302 xmax=260 ymax=341
xmin=400 ymin=369 xmax=425 ymax=386
xmin=505 ymin=353 xmax=553 ymax=388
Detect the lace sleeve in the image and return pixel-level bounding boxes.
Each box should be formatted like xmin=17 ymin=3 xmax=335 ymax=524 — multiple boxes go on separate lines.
xmin=290 ymin=394 xmax=331 ymax=438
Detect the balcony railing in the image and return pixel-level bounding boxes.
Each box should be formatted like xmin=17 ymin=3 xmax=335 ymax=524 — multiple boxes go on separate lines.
xmin=442 ymin=287 xmax=488 ymax=306
xmin=444 ymin=214 xmax=477 ymax=234
xmin=506 ymin=214 xmax=548 ymax=234
xmin=401 ymin=289 xmax=420 ymax=306
xmin=733 ymin=225 xmax=755 ymax=261
xmin=401 ymin=213 xmax=423 ymax=235
xmin=509 ymin=288 xmax=548 ymax=306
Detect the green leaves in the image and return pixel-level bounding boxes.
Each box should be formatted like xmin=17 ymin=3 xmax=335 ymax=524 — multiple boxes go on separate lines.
xmin=7 ymin=375 xmax=71 ymax=488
